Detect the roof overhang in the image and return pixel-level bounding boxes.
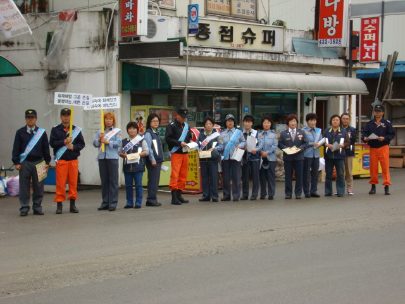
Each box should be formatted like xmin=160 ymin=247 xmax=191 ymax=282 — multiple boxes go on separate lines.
xmin=122 ymin=63 xmax=369 ymax=95
xmin=0 ymin=56 xmax=23 ymax=77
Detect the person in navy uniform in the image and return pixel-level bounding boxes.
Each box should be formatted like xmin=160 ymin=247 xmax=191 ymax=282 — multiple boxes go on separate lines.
xmin=143 ymin=114 xmax=164 ymax=207
xmin=258 ymin=116 xmax=278 ymax=200
xmin=341 ymin=113 xmax=357 ymax=195
xmin=50 ymin=108 xmax=85 ymax=214
xmin=362 ymin=104 xmax=395 ymax=195
xmin=323 ymin=114 xmax=350 ymax=197
xmin=241 ymin=114 xmax=262 ymax=200
xmin=216 ymin=114 xmax=246 ymax=202
xmin=165 ymin=106 xmax=193 ymax=205
xmin=197 ymin=116 xmax=220 ymax=202
xmin=278 ymin=114 xmax=308 ymax=199
xmin=302 ymin=113 xmax=322 ymax=198
xmin=119 ymin=122 xmax=149 ymax=209
xmin=12 ymin=109 xmax=51 ymax=216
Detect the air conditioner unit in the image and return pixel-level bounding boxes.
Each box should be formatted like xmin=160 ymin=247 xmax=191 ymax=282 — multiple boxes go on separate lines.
xmin=140 ymin=15 xmax=168 ymax=42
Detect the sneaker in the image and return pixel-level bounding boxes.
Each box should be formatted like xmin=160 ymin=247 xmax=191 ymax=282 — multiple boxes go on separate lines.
xmin=348 ymin=190 xmax=354 ymax=195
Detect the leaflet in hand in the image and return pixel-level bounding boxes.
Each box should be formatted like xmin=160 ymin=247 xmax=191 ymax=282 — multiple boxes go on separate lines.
xmin=246 ymin=136 xmax=257 ymax=152
xmin=315 ymin=137 xmax=326 ymax=149
xmin=182 ymin=142 xmax=199 ymax=152
xmin=126 ymin=153 xmax=140 ymax=164
xmin=231 ymin=148 xmax=245 ymax=161
xmin=282 ymin=146 xmax=301 ymax=155
xmin=331 ymin=142 xmax=341 ymax=152
xmin=368 ymin=133 xmax=379 ymax=140
xmin=161 ymin=164 xmax=169 ymax=172
xmin=36 ymin=161 xmax=47 ymax=182
xmin=199 ymin=151 xmax=211 ymax=158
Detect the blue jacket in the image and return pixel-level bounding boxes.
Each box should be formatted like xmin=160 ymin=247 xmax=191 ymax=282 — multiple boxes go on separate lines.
xmin=258 ymin=129 xmax=278 ymax=164
xmin=93 ymin=127 xmax=122 ymax=160
xmin=324 ymin=127 xmax=349 ymax=160
xmin=216 ymin=128 xmax=246 ymax=161
xmin=121 ymin=138 xmax=149 ymax=172
xmin=362 ymin=118 xmax=395 ymax=148
xmin=144 ymin=128 xmax=164 ymax=163
xmin=342 ymin=125 xmax=357 ymax=157
xmin=242 ymin=128 xmax=262 ymax=162
xmin=278 ymin=128 xmax=307 ymax=161
xmin=302 ymin=126 xmax=322 ymax=159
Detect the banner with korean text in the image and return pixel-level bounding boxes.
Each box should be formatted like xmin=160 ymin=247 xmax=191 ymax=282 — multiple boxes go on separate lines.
xmin=0 ymin=0 xmax=32 ymax=38
xmin=360 ymin=17 xmax=380 ymax=63
xmin=54 ymin=92 xmax=92 ymax=107
xmin=318 ymin=0 xmax=350 ymax=48
xmin=84 ymin=96 xmax=121 ymax=110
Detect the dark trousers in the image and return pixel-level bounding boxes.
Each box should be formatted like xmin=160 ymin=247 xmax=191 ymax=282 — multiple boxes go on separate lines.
xmin=260 ymin=161 xmax=276 ymax=197
xmin=145 ymin=161 xmax=161 ymax=204
xmin=98 ymin=159 xmax=119 ymax=208
xmin=222 ymin=159 xmax=241 ymax=200
xmin=200 ymin=160 xmax=219 ymax=200
xmin=242 ymin=160 xmax=260 ymax=197
xmin=325 ymin=159 xmax=345 ymax=195
xmin=19 ymin=160 xmax=44 ymax=213
xmin=303 ymin=157 xmax=320 ymax=195
xmin=124 ymin=171 xmax=144 ymax=206
xmin=284 ymin=160 xmax=303 ymax=196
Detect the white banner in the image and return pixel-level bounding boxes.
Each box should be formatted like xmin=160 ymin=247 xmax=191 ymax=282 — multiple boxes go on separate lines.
xmin=54 ymin=92 xmax=93 ymax=107
xmin=84 ymin=96 xmax=121 ymax=110
xmin=0 ymin=0 xmax=32 ymax=38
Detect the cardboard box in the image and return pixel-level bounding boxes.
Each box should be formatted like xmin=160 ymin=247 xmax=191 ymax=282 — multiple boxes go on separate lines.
xmin=389 ymin=157 xmax=404 ymax=168
xmin=389 ymin=147 xmax=405 ymax=156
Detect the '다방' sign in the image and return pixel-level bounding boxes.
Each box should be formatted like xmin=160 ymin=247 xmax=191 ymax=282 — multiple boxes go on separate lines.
xmin=318 ymin=0 xmax=350 ymax=47
xmin=120 ymin=0 xmax=147 ymax=37
xmin=360 ymin=17 xmax=380 ymax=63
xmin=54 ymin=92 xmax=92 ymax=106
xmin=84 ymin=96 xmax=121 ymax=110
xmin=0 ymin=0 xmax=32 ymax=38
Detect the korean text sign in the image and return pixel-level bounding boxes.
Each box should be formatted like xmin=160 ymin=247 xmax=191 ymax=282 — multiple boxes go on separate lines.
xmin=54 ymin=92 xmax=93 ymax=107
xmin=318 ymin=0 xmax=349 ymax=47
xmin=0 ymin=0 xmax=32 ymax=38
xmin=121 ymin=0 xmax=138 ymax=37
xmin=360 ymin=17 xmax=380 ymax=63
xmin=84 ymin=96 xmax=121 ymax=110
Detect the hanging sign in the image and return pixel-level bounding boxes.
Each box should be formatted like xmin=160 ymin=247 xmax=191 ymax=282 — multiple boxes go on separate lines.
xmin=188 ymin=4 xmax=199 ymax=34
xmin=360 ymin=17 xmax=380 ymax=63
xmin=0 ymin=0 xmax=32 ymax=38
xmin=121 ymin=0 xmax=148 ymax=37
xmin=318 ymin=0 xmax=350 ymax=47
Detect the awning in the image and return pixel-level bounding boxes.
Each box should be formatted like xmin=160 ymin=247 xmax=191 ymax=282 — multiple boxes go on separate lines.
xmin=0 ymin=56 xmax=23 ymax=77
xmin=357 ymin=61 xmax=405 ymax=79
xmin=122 ymin=63 xmax=368 ymax=95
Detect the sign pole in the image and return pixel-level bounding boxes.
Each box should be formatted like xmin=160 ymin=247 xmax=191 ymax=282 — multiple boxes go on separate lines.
xmin=101 ymin=109 xmax=105 ymax=152
xmin=69 ymin=106 xmax=74 ymax=137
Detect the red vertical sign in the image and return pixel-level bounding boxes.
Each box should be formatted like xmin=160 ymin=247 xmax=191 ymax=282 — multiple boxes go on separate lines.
xmin=318 ymin=0 xmax=348 ymax=47
xmin=360 ymin=17 xmax=380 ymax=62
xmin=121 ymin=0 xmax=138 ymax=37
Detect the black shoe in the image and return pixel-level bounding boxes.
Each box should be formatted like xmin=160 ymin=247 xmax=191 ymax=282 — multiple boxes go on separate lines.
xmin=20 ymin=211 xmax=28 ymax=217
xmin=171 ymin=190 xmax=181 ymax=205
xmin=177 ymin=189 xmax=189 ymax=203
xmin=250 ymin=196 xmax=257 ymax=201
xmin=56 ymin=202 xmax=63 ymax=214
xmin=305 ymin=194 xmax=311 ymax=198
xmin=134 ymin=205 xmax=141 ymax=209
xmin=109 ymin=207 xmax=116 ymax=211
xmin=33 ymin=210 xmax=44 ymax=215
xmin=311 ymin=193 xmax=321 ymax=198
xmin=124 ymin=205 xmax=133 ymax=209
xmin=260 ymin=196 xmax=266 ymax=200
xmin=268 ymin=196 xmax=274 ymax=200
xmin=146 ymin=201 xmax=161 ymax=206
xmin=70 ymin=199 xmax=79 ymax=213
xmin=240 ymin=196 xmax=248 ymax=201
xmin=221 ymin=198 xmax=230 ymax=201
xmin=199 ymin=198 xmax=210 ymax=201
xmin=233 ymin=198 xmax=239 ymax=202
xmin=212 ymin=199 xmax=218 ymax=202
xmin=337 ymin=194 xmax=344 ymax=197
xmin=98 ymin=206 xmax=109 ymax=211
xmin=384 ymin=186 xmax=390 ymax=195
xmin=285 ymin=196 xmax=292 ymax=199
xmin=325 ymin=193 xmax=332 ymax=196
xmin=296 ymin=196 xmax=301 ymax=199
xmin=369 ymin=184 xmax=376 ymax=194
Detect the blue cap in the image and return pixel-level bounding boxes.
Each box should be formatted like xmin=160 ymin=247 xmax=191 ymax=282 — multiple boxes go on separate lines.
xmin=374 ymin=104 xmax=385 ymax=111
xmin=225 ymin=114 xmax=235 ymax=121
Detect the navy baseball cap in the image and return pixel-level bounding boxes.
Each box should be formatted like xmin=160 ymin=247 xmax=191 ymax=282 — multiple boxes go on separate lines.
xmin=374 ymin=104 xmax=385 ymax=111
xmin=225 ymin=114 xmax=235 ymax=121
xmin=177 ymin=106 xmax=189 ymax=118
xmin=60 ymin=108 xmax=71 ymax=115
xmin=25 ymin=109 xmax=37 ymax=118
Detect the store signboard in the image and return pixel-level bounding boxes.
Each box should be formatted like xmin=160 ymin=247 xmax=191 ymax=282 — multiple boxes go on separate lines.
xmin=188 ymin=4 xmax=199 ymax=35
xmin=159 ymin=0 xmax=175 ymax=9
xmin=189 ymin=19 xmax=283 ymax=53
xmin=360 ymin=17 xmax=380 ymax=63
xmin=120 ymin=0 xmax=148 ymax=37
xmin=206 ymin=0 xmax=256 ymax=20
xmin=318 ymin=0 xmax=350 ymax=47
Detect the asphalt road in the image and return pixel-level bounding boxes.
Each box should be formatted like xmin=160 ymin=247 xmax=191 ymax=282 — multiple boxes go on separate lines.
xmin=1 ymin=169 xmax=404 ymax=303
